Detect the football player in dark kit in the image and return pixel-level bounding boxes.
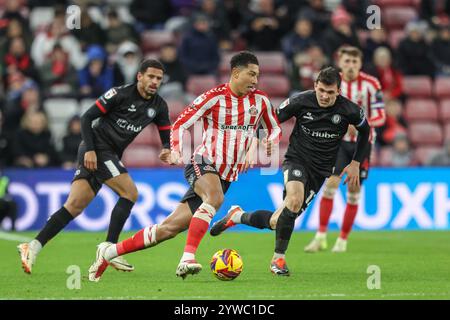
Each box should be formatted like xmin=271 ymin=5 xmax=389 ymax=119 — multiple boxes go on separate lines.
xmin=210 ymin=67 xmax=371 ymax=276
xmin=18 ymin=59 xmax=172 ymax=275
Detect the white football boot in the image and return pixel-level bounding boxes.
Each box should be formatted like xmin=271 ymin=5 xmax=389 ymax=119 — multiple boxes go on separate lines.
xmin=88 ymin=242 xmax=112 ymax=282
xmin=304 ymin=234 xmax=328 ymax=253
xmin=175 ymin=260 xmax=202 ymax=280
xmin=331 ymin=237 xmax=347 ymax=253
xmin=17 ymin=243 xmax=38 ymax=274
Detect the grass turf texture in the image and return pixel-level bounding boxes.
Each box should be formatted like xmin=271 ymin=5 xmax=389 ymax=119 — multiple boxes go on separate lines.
xmin=1 ymin=231 xmax=449 ymax=300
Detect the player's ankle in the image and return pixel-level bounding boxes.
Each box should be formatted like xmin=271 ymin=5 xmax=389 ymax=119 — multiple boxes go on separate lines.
xmin=29 ymin=239 xmax=42 ymax=254
xmin=272 ymin=252 xmax=285 ymax=260
xmin=316 ymin=231 xmax=326 ymax=240
xmin=180 ymin=252 xmax=195 ymax=263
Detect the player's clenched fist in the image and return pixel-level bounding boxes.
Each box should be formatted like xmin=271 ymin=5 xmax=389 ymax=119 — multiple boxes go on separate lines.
xmin=84 ymin=150 xmax=97 ymax=171
xmin=169 ymin=150 xmax=182 ymax=165
xmin=159 ymin=148 xmax=171 ymax=164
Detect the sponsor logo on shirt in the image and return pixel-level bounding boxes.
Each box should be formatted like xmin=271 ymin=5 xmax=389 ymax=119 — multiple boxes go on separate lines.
xmin=220 ymin=124 xmax=254 ymax=131
xmin=303 ymin=112 xmax=314 ymax=120
xmin=301 ymin=125 xmax=340 ymax=139
xmin=116 ymin=118 xmax=142 ymax=133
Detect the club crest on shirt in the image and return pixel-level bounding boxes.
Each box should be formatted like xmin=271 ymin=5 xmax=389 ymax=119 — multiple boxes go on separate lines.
xmin=249 ymin=105 xmax=258 ymax=116
xmin=104 ymin=88 xmax=117 ymax=100
xmin=292 ymin=169 xmax=302 ymax=177
xmin=147 ymin=108 xmax=156 ymax=118
xmin=331 ymin=114 xmax=341 ymax=124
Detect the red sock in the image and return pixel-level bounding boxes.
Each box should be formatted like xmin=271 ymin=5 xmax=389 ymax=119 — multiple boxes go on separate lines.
xmin=184 ymin=203 xmax=215 ymax=255
xmin=116 ymin=225 xmax=156 ymax=256
xmin=340 ymin=204 xmax=358 ymax=240
xmin=319 ymin=197 xmax=334 ymax=233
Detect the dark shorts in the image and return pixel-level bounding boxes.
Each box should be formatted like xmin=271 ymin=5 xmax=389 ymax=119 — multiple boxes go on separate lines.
xmin=282 ymin=160 xmax=326 ymax=215
xmin=72 ymin=143 xmax=128 ymax=194
xmin=180 ymin=156 xmax=231 ymax=214
xmin=333 ymin=141 xmax=371 ymax=181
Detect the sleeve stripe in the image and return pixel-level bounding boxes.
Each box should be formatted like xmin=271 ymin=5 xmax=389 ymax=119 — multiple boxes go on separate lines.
xmin=356 ymin=118 xmax=367 ymax=128
xmin=158 ymin=125 xmax=171 ymax=130
xmin=95 ymin=100 xmax=107 ymax=114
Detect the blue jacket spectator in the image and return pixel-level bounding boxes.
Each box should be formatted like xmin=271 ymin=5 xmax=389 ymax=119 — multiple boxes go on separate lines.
xmin=78 ymin=45 xmax=114 ymax=98
xmin=179 ymin=13 xmax=220 ymax=75
xmin=281 ymin=16 xmax=316 ymax=61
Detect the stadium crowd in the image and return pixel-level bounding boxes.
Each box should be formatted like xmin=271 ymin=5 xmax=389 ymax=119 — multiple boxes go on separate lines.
xmin=0 ymin=0 xmax=450 ymax=170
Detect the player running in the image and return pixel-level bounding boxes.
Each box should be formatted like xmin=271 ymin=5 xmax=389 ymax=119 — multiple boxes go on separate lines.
xmin=209 ymin=67 xmax=371 ymax=276
xmin=87 ymin=51 xmax=281 ymax=282
xmin=304 ymin=46 xmax=385 ymax=253
xmin=18 ymin=59 xmax=172 ymax=274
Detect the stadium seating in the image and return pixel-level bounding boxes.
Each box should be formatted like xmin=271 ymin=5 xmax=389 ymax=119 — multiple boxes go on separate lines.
xmin=414 ymin=146 xmax=440 ymax=165
xmin=383 ymin=6 xmax=417 ymax=30
xmin=219 ymin=51 xmax=286 ymax=75
xmin=166 ymin=99 xmax=186 ymax=121
xmin=408 ymin=122 xmax=443 ymax=146
xmin=279 ymin=118 xmax=295 ymax=145
xmin=388 ymin=30 xmax=406 ymax=49
xmin=402 ymin=76 xmax=433 ymax=98
xmin=80 ymin=99 xmax=96 ymax=116
xmin=378 ymin=147 xmax=393 ymax=166
xmin=44 ymin=98 xmax=80 ymax=149
xmin=440 ymin=99 xmax=450 ymax=123
xmin=434 ymin=77 xmax=450 ymax=99
xmin=132 ymin=125 xmax=162 ymax=147
xmin=445 ymin=123 xmax=450 ymax=141
xmin=372 ymin=0 xmax=415 ymax=8
xmin=404 ymin=99 xmax=439 ymax=122
xmin=186 ymin=75 xmax=218 ymax=97
xmin=140 ymin=30 xmax=174 ymax=53
xmin=258 ymin=75 xmax=290 ymax=98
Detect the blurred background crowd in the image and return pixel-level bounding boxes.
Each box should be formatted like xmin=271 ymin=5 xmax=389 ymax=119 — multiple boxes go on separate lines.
xmin=0 ymin=0 xmax=450 ymax=171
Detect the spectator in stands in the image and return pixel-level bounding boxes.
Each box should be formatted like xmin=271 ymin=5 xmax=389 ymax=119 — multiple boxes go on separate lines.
xmin=199 ymin=0 xmax=233 ymax=50
xmin=364 ymin=28 xmax=392 ymax=65
xmin=281 ymin=15 xmax=316 ymax=61
xmin=105 ymin=9 xmax=139 ymax=54
xmin=298 ymin=0 xmax=331 ymax=37
xmin=288 ymin=44 xmax=329 ymax=93
xmin=242 ymin=0 xmax=285 ymax=51
xmin=60 ymin=115 xmax=82 ymax=169
xmin=367 ymin=47 xmax=403 ymax=101
xmin=420 ymin=0 xmax=450 ymax=30
xmin=0 ymin=111 xmax=12 ymax=167
xmin=391 ymin=133 xmax=416 ymax=167
xmin=430 ymin=24 xmax=450 ymax=76
xmin=78 ymin=45 xmax=114 ymax=98
xmin=113 ymin=41 xmax=141 ymax=86
xmin=71 ymin=10 xmax=105 ymax=50
xmin=3 ymin=37 xmax=39 ymax=82
xmin=0 ymin=171 xmax=17 ymax=231
xmin=427 ymin=139 xmax=450 ymax=166
xmin=321 ymin=7 xmax=360 ymax=59
xmin=342 ymin=0 xmax=371 ymax=29
xmin=179 ymin=13 xmax=220 ymax=75
xmin=171 ymin=0 xmax=198 ymax=16
xmin=3 ymin=75 xmax=40 ymax=139
xmin=0 ymin=0 xmax=29 ymax=30
xmin=39 ymin=44 xmax=78 ymax=97
xmin=397 ymin=21 xmax=435 ymax=77
xmin=13 ymin=111 xmax=59 ymax=168
xmin=0 ymin=18 xmax=32 ymax=65
xmin=376 ymin=99 xmax=408 ymax=147
xmin=130 ymin=0 xmax=173 ymax=31
xmin=158 ymin=42 xmax=188 ymax=101
xmin=31 ymin=17 xmax=86 ymax=70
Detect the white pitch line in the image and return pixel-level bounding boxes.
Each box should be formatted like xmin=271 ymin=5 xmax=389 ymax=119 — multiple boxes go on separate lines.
xmin=0 ymin=231 xmax=32 ymax=243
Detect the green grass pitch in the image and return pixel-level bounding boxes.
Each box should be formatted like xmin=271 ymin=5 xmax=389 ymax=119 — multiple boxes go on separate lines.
xmin=1 ymin=231 xmax=450 ymax=300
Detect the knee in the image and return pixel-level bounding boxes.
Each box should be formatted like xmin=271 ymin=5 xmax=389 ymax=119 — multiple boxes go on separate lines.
xmin=285 ymin=194 xmax=303 ymax=213
xmin=64 ymin=198 xmax=86 ymax=215
xmin=204 ymin=191 xmax=224 ymax=210
xmin=121 ymin=185 xmax=139 ymax=203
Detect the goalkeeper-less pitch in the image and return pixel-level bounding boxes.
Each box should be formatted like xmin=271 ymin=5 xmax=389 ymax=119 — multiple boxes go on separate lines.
xmin=1 ymin=231 xmax=449 ymax=300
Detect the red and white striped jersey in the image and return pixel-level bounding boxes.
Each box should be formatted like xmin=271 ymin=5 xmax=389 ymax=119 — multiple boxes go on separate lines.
xmin=171 ymin=83 xmax=281 ymax=182
xmin=340 ymin=72 xmax=386 ymax=143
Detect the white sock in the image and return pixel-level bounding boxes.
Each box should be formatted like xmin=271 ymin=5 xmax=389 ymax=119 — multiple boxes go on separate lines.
xmin=104 ymin=245 xmax=118 ymax=261
xmin=180 ymin=252 xmax=195 ymax=263
xmin=29 ymin=239 xmax=42 ymax=254
xmin=272 ymin=252 xmax=285 ymax=260
xmin=231 ymin=210 xmax=244 ymax=224
xmin=316 ymin=232 xmax=326 ymax=240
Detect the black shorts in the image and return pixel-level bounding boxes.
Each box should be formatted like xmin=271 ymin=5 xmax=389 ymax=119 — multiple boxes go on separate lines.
xmin=333 ymin=141 xmax=371 ymax=181
xmin=180 ymin=156 xmax=231 ymax=214
xmin=282 ymin=160 xmax=326 ymax=215
xmin=72 ymin=143 xmax=128 ymax=194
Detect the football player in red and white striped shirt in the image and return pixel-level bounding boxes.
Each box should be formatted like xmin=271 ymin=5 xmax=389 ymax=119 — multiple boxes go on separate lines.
xmin=88 ymin=51 xmax=281 ymax=281
xmin=305 ymin=46 xmax=386 ymax=253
